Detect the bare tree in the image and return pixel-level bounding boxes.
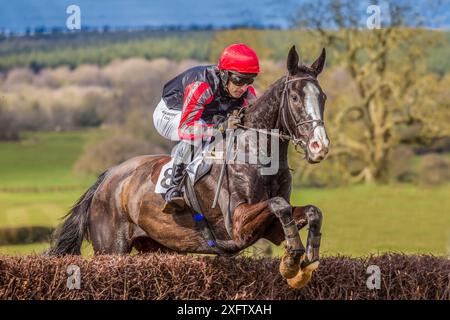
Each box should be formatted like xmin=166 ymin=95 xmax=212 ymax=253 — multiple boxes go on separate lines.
xmin=0 ymin=107 xmax=20 ymax=140
xmin=294 ymin=0 xmax=446 ymax=183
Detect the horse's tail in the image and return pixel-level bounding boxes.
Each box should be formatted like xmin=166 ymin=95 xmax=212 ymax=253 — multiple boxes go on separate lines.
xmin=47 ymin=170 xmax=108 ymax=256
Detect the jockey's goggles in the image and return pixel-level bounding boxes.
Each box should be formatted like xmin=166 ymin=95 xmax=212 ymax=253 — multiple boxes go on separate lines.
xmin=228 ymin=72 xmax=256 ymax=86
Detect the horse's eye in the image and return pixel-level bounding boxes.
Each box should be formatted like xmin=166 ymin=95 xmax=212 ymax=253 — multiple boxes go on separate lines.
xmin=291 ymin=95 xmax=298 ymax=102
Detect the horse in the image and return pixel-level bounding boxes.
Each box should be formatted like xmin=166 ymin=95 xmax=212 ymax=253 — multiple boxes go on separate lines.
xmin=48 ymin=45 xmax=330 ymax=289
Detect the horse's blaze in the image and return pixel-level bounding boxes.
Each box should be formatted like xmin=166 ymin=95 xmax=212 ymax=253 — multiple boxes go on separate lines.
xmin=287 ymin=261 xmax=319 ymax=289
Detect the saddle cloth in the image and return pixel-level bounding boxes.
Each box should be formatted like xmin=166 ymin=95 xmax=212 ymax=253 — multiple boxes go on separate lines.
xmin=154 ymin=141 xmax=214 ymax=194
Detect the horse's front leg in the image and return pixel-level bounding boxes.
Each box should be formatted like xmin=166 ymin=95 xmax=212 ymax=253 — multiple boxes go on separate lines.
xmin=292 ymin=205 xmax=323 ymax=263
xmin=267 ymin=197 xmax=306 ymax=279
xmin=232 ymin=198 xmax=306 ymax=280
xmin=289 ymin=205 xmax=323 ymax=289
xmin=232 ymin=201 xmax=274 ymax=247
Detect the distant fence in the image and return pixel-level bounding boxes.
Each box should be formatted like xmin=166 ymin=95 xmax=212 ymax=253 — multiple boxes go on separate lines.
xmin=1 ymin=253 xmax=449 ymax=300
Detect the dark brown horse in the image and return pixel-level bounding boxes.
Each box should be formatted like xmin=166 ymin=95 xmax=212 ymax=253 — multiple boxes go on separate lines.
xmin=48 ymin=46 xmax=330 ymax=289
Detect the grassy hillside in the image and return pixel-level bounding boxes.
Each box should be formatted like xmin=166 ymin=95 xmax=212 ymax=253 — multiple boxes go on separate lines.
xmin=0 ymin=131 xmax=449 ymax=256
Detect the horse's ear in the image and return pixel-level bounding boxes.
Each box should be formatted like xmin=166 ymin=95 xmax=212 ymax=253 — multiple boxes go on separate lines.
xmin=311 ymin=48 xmax=326 ymax=75
xmin=287 ymin=45 xmax=300 ymax=75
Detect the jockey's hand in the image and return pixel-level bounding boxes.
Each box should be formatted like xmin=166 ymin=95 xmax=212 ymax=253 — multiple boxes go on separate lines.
xmin=213 ymin=113 xmax=241 ymax=133
xmin=226 ymin=114 xmax=241 ymax=130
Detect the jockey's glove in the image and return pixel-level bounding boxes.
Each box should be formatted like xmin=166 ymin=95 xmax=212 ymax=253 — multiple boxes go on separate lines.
xmin=226 ymin=114 xmax=241 ymax=130
xmin=213 ymin=114 xmax=241 ymax=133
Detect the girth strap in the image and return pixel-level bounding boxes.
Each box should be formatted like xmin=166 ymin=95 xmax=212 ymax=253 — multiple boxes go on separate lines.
xmin=183 ymin=175 xmax=225 ymax=254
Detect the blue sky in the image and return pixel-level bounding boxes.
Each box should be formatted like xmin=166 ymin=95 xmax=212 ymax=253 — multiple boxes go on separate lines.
xmin=0 ymin=0 xmax=448 ymax=33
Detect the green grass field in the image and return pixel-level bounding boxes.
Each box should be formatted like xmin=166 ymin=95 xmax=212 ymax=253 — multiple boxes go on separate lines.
xmin=291 ymin=185 xmax=450 ymax=256
xmin=0 ymin=131 xmax=95 ymax=188
xmin=1 ymin=131 xmax=449 ymax=257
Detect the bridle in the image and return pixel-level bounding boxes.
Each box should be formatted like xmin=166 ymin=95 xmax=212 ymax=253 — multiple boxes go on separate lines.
xmin=277 ymin=73 xmax=325 ymax=152
xmin=237 ymin=73 xmax=325 ymax=154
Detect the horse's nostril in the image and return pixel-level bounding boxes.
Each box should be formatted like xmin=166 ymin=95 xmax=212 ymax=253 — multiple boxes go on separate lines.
xmin=310 ymin=140 xmax=321 ymax=151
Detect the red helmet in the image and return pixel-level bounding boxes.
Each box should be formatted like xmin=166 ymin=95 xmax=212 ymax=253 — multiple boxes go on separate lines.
xmin=218 ymin=43 xmax=260 ymax=74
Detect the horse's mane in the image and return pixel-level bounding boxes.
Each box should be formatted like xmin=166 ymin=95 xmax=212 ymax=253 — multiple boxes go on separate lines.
xmin=244 ymin=77 xmax=284 ymax=115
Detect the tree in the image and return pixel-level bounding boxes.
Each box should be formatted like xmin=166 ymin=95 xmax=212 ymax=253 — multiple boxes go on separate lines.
xmin=293 ymin=0 xmax=446 ymax=183
xmin=0 ymin=101 xmax=20 ymax=141
xmin=209 ymin=29 xmax=272 ymax=64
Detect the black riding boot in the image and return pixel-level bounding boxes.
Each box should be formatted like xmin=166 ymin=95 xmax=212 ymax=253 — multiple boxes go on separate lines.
xmin=162 ymin=163 xmax=186 ymax=214
xmin=162 ymin=142 xmax=192 ymax=214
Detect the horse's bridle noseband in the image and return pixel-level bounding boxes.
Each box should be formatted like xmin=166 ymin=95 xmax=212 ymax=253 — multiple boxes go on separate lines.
xmin=278 ymin=74 xmax=325 ymax=152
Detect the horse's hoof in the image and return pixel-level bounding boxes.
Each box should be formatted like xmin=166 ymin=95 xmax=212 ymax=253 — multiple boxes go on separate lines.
xmin=279 ymin=254 xmax=301 ymax=279
xmin=287 ymin=261 xmax=319 ymax=289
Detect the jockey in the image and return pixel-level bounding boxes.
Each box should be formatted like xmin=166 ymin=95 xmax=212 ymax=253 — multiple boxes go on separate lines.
xmin=153 ymin=43 xmax=260 ymax=214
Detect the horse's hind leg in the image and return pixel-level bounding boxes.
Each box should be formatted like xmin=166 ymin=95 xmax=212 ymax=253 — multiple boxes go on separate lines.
xmin=288 ymin=205 xmax=323 ymax=289
xmin=88 ymin=208 xmax=132 ymax=255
